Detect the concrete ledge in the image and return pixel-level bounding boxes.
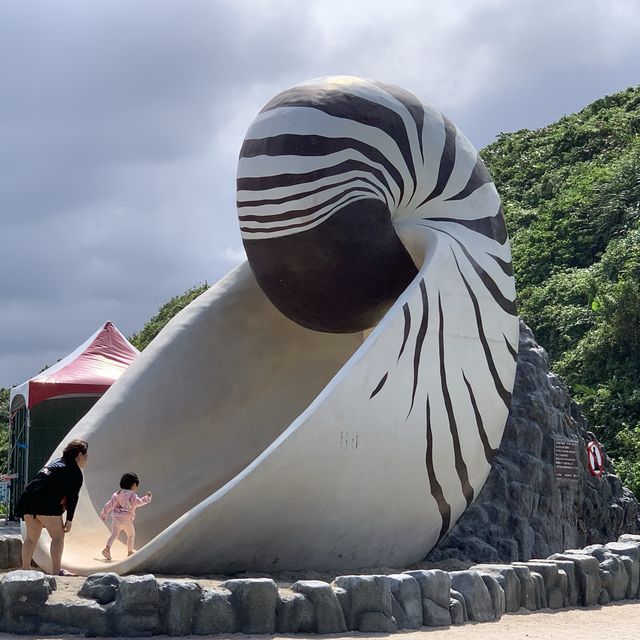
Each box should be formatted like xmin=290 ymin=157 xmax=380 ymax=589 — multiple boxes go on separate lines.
xmin=2 ymin=534 xmax=640 ymax=635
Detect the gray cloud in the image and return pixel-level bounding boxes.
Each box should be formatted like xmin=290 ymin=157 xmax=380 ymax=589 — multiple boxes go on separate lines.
xmin=1 ymin=0 xmax=639 ymax=387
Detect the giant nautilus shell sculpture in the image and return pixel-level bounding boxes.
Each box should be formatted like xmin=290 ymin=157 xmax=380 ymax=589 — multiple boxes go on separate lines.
xmin=33 ymin=76 xmax=518 ymax=575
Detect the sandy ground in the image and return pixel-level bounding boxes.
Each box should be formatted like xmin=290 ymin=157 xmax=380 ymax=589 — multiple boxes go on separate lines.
xmin=0 ymin=602 xmax=640 ymax=639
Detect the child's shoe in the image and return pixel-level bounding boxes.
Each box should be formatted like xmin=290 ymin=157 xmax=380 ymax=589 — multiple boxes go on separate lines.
xmin=101 ymin=547 xmax=111 ymax=560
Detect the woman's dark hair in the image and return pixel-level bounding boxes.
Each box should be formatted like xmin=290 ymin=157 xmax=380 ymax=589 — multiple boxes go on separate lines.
xmin=120 ymin=472 xmax=140 ymax=490
xmin=62 ymin=439 xmax=88 ymax=462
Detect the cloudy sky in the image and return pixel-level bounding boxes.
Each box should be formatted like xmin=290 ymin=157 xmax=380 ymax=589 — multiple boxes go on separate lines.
xmin=1 ymin=0 xmax=639 ymax=389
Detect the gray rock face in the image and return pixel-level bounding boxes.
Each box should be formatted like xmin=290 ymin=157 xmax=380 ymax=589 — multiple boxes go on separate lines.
xmin=515 ymin=561 xmax=565 ymax=608
xmin=601 ymin=555 xmax=628 ymax=601
xmin=0 ymin=570 xmax=53 ymax=633
xmin=404 ymin=569 xmax=451 ymax=608
xmin=472 ymin=564 xmax=521 ymax=612
xmin=511 ymin=565 xmax=537 ymax=610
xmin=159 ymin=580 xmax=202 ymax=635
xmin=581 ymin=545 xmax=632 ymax=602
xmin=405 ymin=569 xmax=451 ymax=627
xmin=382 ymin=574 xmax=422 ymax=630
xmin=276 ymin=591 xmax=314 ymax=633
xmin=549 ymin=559 xmax=579 ymax=606
xmin=79 ymin=572 xmax=121 ymax=605
xmin=449 ymin=571 xmax=495 ymax=622
xmin=42 ymin=601 xmax=109 ymax=637
xmin=332 ymin=575 xmax=395 ymax=632
xmin=449 ymin=589 xmax=468 ymax=622
xmin=421 ymin=598 xmax=450 ymax=627
xmin=193 ymin=587 xmax=237 ymax=635
xmin=605 ymin=542 xmax=640 ymax=598
xmin=549 ymin=553 xmax=601 ymax=606
xmin=531 ymin=571 xmax=546 ymax=609
xmin=449 ymin=597 xmax=465 ymax=625
xmin=479 ymin=573 xmax=505 ymax=619
xmin=223 ymin=578 xmax=278 ymax=634
xmin=292 ymin=580 xmax=346 ymax=633
xmin=107 ymin=574 xmax=161 ymax=636
xmin=0 ymin=535 xmax=22 ymax=570
xmin=427 ymin=321 xmax=640 ymax=565
xmin=358 ymin=611 xmax=397 ymax=633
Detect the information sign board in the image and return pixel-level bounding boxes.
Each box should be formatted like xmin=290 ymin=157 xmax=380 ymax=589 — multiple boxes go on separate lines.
xmin=554 ymin=438 xmax=579 ymax=481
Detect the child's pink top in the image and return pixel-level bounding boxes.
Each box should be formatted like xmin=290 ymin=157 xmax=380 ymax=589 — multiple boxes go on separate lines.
xmin=100 ymin=489 xmax=151 ymax=523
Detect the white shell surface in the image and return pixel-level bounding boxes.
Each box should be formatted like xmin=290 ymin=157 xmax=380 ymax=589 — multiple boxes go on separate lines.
xmin=32 ymin=77 xmax=519 ymax=575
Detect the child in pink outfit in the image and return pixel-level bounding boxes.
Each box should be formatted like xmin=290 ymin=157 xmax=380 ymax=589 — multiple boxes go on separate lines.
xmin=100 ymin=472 xmax=152 ymax=560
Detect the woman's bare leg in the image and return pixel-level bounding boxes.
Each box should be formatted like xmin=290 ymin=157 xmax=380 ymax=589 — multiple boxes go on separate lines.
xmin=21 ymin=515 xmax=43 ymax=570
xmin=38 ymin=515 xmax=65 ymax=574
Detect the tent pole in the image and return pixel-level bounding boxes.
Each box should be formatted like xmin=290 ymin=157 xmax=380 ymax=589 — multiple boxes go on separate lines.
xmin=24 ymin=410 xmax=30 ymax=482
xmin=3 ymin=407 xmax=26 ymax=524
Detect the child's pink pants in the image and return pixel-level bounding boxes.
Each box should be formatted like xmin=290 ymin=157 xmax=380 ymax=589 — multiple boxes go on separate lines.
xmin=106 ymin=519 xmax=136 ymax=553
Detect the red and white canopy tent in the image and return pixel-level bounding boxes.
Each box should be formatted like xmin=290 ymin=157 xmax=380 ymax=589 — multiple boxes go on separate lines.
xmin=5 ymin=321 xmax=139 ymax=513
xmin=9 ymin=321 xmax=139 ymax=411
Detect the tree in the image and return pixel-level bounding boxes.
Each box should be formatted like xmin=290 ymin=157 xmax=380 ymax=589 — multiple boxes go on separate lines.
xmin=130 ymin=283 xmax=209 ymax=351
xmin=0 ymin=387 xmax=10 ymax=474
xmin=482 ymin=84 xmax=640 ymax=496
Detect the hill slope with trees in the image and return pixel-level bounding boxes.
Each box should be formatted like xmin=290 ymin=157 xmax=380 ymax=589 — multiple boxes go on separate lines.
xmin=481 ymin=85 xmax=640 ymax=494
xmin=129 ymin=283 xmax=209 ymax=351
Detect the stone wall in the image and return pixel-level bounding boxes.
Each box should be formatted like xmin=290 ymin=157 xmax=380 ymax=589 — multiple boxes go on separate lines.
xmin=2 ymin=534 xmax=640 ymax=635
xmin=427 ymin=320 xmax=640 ymax=565
xmin=0 ymin=534 xmax=21 ymax=570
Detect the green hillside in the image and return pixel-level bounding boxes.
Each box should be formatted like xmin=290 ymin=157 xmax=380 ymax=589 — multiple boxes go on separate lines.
xmin=129 ymin=283 xmax=209 ymax=351
xmin=481 ymin=85 xmax=640 ymax=494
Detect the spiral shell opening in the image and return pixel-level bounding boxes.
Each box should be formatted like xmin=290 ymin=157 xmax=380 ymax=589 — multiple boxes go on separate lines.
xmin=31 ymin=76 xmax=518 ymax=576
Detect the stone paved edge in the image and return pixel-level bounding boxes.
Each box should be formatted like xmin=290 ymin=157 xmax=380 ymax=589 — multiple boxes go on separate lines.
xmin=2 ymin=534 xmax=640 ymax=635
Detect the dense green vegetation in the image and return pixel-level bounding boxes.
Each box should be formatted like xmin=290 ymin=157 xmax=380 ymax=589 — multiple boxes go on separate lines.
xmin=0 ymin=387 xmax=8 ymax=472
xmin=0 ymin=387 xmax=9 ymax=512
xmin=481 ymin=85 xmax=640 ymax=495
xmin=129 ymin=283 xmax=209 ymax=351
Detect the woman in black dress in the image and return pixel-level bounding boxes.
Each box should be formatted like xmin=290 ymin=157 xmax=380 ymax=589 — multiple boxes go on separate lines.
xmin=16 ymin=439 xmax=88 ymax=575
